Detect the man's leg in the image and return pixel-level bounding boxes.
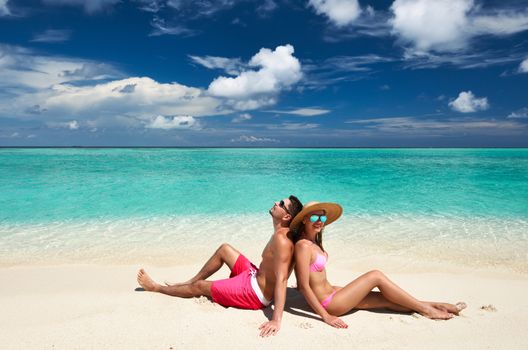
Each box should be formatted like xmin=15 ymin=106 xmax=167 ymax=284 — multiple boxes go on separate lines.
xmin=168 ymin=243 xmax=241 ymax=286
xmin=138 ymin=268 xmax=212 ymax=297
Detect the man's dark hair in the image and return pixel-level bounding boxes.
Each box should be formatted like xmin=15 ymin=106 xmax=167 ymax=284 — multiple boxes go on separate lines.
xmin=287 ymin=195 xmax=303 ymax=222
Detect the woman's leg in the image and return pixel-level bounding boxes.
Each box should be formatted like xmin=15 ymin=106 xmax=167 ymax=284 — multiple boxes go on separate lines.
xmin=354 ymin=291 xmax=412 ymax=312
xmin=326 ymin=270 xmax=454 ymax=319
xmin=353 ymin=292 xmax=466 ymax=315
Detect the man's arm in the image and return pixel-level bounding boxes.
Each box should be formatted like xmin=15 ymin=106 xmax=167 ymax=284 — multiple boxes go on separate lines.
xmin=258 ymin=232 xmax=292 ymax=337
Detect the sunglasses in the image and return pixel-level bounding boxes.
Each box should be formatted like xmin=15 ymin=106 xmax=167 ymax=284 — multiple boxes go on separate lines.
xmin=279 ymin=200 xmax=291 ymax=215
xmin=310 ymin=214 xmax=327 ymax=223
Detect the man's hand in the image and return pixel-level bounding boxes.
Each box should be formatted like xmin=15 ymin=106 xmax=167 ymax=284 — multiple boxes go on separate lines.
xmin=258 ymin=320 xmax=280 ymax=337
xmin=323 ymin=315 xmax=348 ymax=329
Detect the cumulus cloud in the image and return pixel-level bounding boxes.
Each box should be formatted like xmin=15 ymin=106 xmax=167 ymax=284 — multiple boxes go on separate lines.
xmin=208 ymin=44 xmax=302 ymax=109
xmin=231 ymin=113 xmax=252 ymax=123
xmin=507 ymin=107 xmax=528 ymax=119
xmin=266 ymin=108 xmax=330 ymax=116
xmin=230 ymin=135 xmax=279 ymax=143
xmin=43 ymin=77 xmax=221 ymax=118
xmin=42 ymin=0 xmax=120 ymax=14
xmin=0 ymin=0 xmax=10 ymax=16
xmin=0 ymin=44 xmax=301 ymax=131
xmin=449 ymin=91 xmax=489 ymax=113
xmin=145 ymin=115 xmax=201 ymax=129
xmin=519 ymin=58 xmax=528 ymax=73
xmin=390 ymin=0 xmax=473 ymax=53
xmin=308 ymin=0 xmax=362 ymax=27
xmin=31 ymin=29 xmax=72 ymax=43
xmin=390 ymin=0 xmax=528 ymax=54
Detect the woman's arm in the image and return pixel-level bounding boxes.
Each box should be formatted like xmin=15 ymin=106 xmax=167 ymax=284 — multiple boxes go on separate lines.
xmin=294 ymin=241 xmax=347 ymax=328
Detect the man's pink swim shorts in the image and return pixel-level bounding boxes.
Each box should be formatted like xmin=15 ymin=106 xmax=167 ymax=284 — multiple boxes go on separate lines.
xmin=210 ymin=254 xmax=271 ymax=310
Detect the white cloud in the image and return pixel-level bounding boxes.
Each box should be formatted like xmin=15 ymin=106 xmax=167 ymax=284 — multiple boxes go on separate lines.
xmin=390 ymin=0 xmax=473 ymax=53
xmin=42 ymin=77 xmax=221 ymax=118
xmin=165 ymin=0 xmax=240 ymax=18
xmin=189 ymin=55 xmax=243 ymax=75
xmin=266 ymin=108 xmax=330 ymax=116
xmin=68 ymin=120 xmax=79 ymax=129
xmin=135 ymin=0 xmax=164 ymax=13
xmin=308 ymin=0 xmax=362 ymax=27
xmin=257 ymin=0 xmax=277 ymax=16
xmin=42 ymin=0 xmax=120 ymax=14
xmin=0 ymin=44 xmax=123 ymax=90
xmin=472 ymin=11 xmax=528 ymax=36
xmin=145 ymin=115 xmax=200 ymax=129
xmin=230 ymin=135 xmax=279 ymax=143
xmin=47 ymin=120 xmax=80 ymax=129
xmin=31 ymin=29 xmax=72 ymax=43
xmin=149 ymin=17 xmax=197 ymax=37
xmin=345 ymin=116 xmax=525 ymax=136
xmin=507 ymin=107 xmax=528 ymax=119
xmin=231 ymin=113 xmax=252 ymax=123
xmin=268 ymin=122 xmax=319 ymax=130
xmin=0 ymin=44 xmax=301 ymax=130
xmin=390 ymin=0 xmax=528 ymax=54
xmin=208 ymin=44 xmax=302 ymax=109
xmin=449 ymin=91 xmax=489 ymax=113
xmin=519 ymin=58 xmax=528 ymax=73
xmin=0 ymin=0 xmax=10 ymax=16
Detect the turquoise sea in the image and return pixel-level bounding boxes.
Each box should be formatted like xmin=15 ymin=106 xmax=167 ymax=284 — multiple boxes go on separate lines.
xmin=1 ymin=148 xmax=527 ymax=270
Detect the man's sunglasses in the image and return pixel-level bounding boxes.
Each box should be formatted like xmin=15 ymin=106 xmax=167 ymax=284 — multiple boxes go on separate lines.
xmin=279 ymin=200 xmax=291 ymax=215
xmin=310 ymin=214 xmax=327 ymax=223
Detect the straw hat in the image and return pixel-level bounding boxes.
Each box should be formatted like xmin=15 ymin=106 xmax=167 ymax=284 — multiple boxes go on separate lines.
xmin=289 ymin=201 xmax=343 ymax=231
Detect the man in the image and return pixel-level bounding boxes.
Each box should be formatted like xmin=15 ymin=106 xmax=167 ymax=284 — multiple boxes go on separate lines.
xmin=137 ymin=195 xmax=303 ymax=337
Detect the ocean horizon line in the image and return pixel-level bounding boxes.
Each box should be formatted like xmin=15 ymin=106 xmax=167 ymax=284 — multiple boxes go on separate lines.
xmin=2 ymin=146 xmax=528 ymax=149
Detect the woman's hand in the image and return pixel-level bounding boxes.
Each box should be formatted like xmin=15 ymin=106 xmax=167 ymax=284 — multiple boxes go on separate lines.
xmin=323 ymin=315 xmax=348 ymax=328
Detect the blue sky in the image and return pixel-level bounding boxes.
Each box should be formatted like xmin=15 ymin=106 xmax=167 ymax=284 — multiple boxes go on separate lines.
xmin=1 ymin=0 xmax=527 ymax=147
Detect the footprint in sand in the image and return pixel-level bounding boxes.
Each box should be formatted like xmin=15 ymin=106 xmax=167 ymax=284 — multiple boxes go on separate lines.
xmin=194 ymin=296 xmax=214 ymax=306
xmin=480 ymin=304 xmax=497 ymax=312
xmin=298 ymin=322 xmax=313 ymax=329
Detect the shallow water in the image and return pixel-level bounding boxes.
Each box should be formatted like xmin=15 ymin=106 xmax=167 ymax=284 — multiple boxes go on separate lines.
xmin=1 ymin=148 xmax=527 ymax=270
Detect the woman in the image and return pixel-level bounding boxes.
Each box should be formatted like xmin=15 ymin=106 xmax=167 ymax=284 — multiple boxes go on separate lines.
xmin=292 ymin=201 xmax=466 ymax=328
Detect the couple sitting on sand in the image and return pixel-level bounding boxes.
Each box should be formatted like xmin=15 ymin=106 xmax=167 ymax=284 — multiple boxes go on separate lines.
xmin=137 ymin=196 xmax=466 ymax=336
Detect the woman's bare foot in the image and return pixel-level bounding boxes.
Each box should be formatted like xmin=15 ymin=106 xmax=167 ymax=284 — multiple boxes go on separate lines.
xmin=429 ymin=301 xmax=467 ymax=315
xmin=137 ymin=269 xmax=161 ymax=292
xmin=421 ymin=304 xmax=454 ymax=320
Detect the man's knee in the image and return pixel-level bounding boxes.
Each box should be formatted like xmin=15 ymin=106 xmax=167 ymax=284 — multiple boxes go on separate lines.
xmin=192 ymin=280 xmax=211 ymax=296
xmin=218 ymin=243 xmax=233 ymax=253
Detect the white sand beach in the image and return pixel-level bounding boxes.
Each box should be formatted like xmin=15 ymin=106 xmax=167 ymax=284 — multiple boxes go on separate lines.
xmin=1 ymin=258 xmax=527 ymax=350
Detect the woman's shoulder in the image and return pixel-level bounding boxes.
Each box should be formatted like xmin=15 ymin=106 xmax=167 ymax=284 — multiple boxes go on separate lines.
xmin=295 ymin=239 xmax=314 ymax=250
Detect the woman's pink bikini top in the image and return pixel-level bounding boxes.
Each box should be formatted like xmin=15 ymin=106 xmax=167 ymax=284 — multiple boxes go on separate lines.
xmin=310 ymin=251 xmax=328 ymax=272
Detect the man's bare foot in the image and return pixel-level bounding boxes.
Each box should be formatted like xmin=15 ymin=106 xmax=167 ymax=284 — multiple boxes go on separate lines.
xmin=137 ymin=269 xmax=160 ymax=292
xmin=429 ymin=301 xmax=467 ymax=315
xmin=421 ymin=304 xmax=454 ymax=320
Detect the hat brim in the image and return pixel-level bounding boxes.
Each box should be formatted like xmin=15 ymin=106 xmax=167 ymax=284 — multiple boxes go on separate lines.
xmin=289 ymin=202 xmax=343 ymax=231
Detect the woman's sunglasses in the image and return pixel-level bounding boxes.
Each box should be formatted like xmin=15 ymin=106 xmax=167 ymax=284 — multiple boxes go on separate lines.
xmin=310 ymin=214 xmax=327 ymax=223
